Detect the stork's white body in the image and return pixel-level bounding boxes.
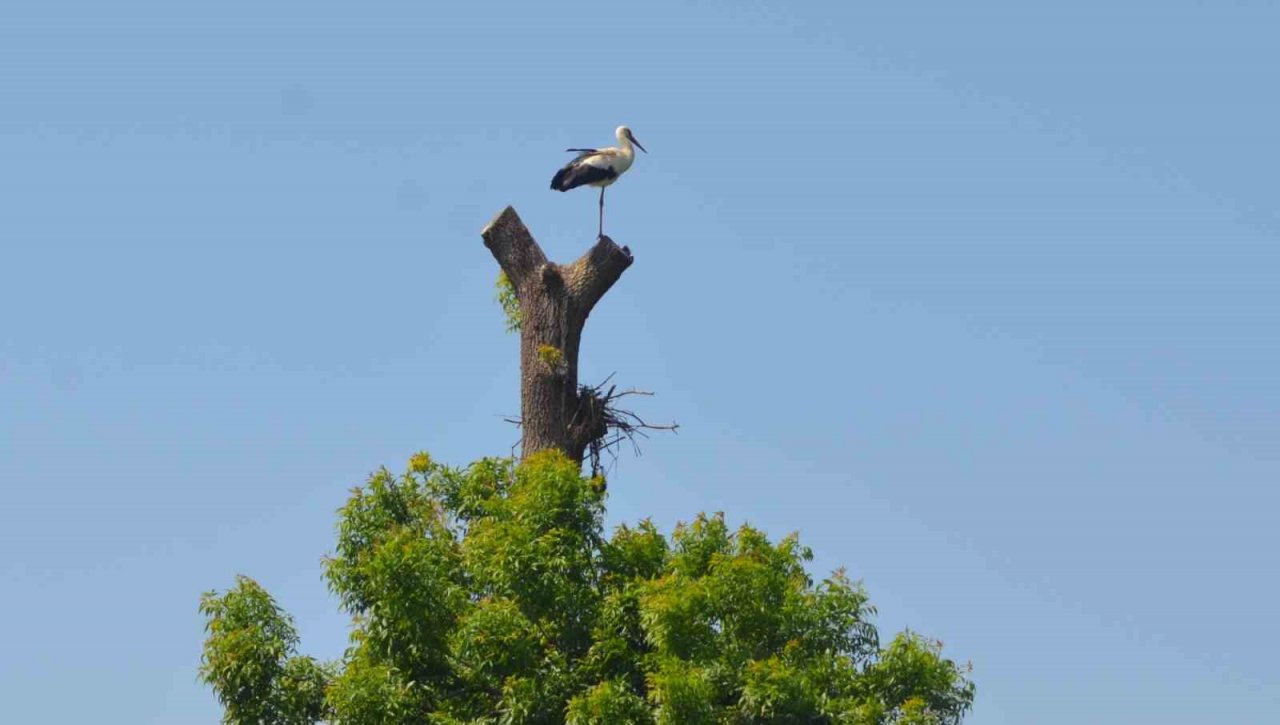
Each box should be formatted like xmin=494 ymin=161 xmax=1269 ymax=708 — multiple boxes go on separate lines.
xmin=569 ymin=146 xmax=636 ymax=187
xmin=550 ymin=126 xmax=647 ymax=237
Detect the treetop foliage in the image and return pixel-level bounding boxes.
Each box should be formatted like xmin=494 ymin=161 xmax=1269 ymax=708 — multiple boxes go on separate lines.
xmin=201 ymin=451 xmax=974 ymax=723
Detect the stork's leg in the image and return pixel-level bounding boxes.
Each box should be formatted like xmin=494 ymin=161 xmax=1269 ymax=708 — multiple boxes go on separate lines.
xmin=598 ymin=187 xmax=605 ymax=238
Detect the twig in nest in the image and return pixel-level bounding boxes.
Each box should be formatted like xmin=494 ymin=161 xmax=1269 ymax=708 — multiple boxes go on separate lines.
xmin=573 ymin=373 xmax=679 ymax=477
xmin=499 ymin=414 xmax=523 ymax=460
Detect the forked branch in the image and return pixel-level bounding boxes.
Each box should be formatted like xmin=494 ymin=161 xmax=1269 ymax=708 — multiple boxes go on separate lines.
xmin=481 ymin=206 xmax=669 ymax=468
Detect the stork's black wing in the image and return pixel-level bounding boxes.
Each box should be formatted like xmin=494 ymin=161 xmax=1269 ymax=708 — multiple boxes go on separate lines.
xmin=550 ymin=155 xmax=618 ymax=191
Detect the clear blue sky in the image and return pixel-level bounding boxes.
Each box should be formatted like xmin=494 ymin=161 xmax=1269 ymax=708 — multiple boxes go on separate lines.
xmin=2 ymin=1 xmax=1277 ymax=722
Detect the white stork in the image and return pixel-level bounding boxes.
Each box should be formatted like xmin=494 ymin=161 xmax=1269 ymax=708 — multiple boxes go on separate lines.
xmin=550 ymin=125 xmax=647 ymax=238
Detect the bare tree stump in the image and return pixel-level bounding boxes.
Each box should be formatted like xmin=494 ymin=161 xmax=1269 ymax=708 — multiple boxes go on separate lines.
xmin=482 ymin=206 xmax=633 ymax=463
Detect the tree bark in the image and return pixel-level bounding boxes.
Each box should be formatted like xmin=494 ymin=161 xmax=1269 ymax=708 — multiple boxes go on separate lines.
xmin=481 ymin=206 xmax=633 ymax=463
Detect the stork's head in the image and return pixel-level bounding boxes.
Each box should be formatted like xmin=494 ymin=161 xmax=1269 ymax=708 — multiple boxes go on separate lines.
xmin=616 ymin=125 xmax=647 ymax=153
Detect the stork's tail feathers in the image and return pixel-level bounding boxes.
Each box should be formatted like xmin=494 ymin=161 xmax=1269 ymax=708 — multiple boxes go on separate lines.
xmin=550 ymin=167 xmax=572 ymax=191
xmin=550 ymin=160 xmax=617 ymax=192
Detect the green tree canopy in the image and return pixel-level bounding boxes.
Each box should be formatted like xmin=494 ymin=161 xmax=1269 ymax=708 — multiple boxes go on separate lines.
xmin=201 ymin=451 xmax=974 ymax=723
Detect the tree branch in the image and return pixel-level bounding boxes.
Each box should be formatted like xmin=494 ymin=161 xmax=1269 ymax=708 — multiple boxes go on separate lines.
xmin=481 ymin=206 xmax=548 ymax=290
xmin=562 ymin=235 xmax=634 ymax=316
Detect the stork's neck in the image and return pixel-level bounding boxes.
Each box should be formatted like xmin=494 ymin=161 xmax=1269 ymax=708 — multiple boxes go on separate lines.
xmin=616 ymin=133 xmax=635 ymax=157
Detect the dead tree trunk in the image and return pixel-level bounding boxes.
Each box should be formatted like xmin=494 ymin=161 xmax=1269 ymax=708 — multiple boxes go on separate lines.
xmin=482 ymin=206 xmax=633 ymax=464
